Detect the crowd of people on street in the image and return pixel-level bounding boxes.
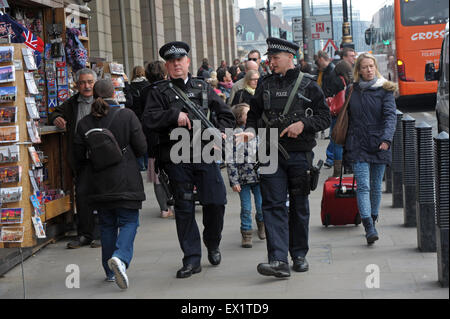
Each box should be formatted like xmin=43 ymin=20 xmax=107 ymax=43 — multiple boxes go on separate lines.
xmin=51 ymin=36 xmax=397 ymax=290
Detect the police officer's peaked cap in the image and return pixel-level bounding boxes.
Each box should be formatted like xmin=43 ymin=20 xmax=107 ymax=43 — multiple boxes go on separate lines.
xmin=159 ymin=41 xmax=190 ymax=61
xmin=265 ymin=37 xmax=299 ymax=56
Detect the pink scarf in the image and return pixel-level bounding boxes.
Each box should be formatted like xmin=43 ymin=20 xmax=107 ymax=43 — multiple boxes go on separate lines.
xmin=219 ymin=81 xmax=233 ymax=89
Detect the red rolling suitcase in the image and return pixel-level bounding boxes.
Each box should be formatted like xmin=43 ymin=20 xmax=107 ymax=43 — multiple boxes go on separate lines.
xmin=320 ymin=173 xmax=361 ymax=227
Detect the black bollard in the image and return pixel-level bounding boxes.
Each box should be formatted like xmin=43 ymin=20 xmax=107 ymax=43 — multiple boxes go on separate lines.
xmin=391 ymin=110 xmax=404 ymax=208
xmin=402 ymin=114 xmax=416 ymax=227
xmin=434 ymin=132 xmax=449 ymax=288
xmin=415 ymin=122 xmax=436 ymax=252
xmin=385 ymin=166 xmax=392 ymax=193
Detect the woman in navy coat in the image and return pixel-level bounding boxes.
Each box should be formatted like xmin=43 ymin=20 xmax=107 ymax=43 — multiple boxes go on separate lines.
xmin=345 ymin=52 xmax=397 ymax=245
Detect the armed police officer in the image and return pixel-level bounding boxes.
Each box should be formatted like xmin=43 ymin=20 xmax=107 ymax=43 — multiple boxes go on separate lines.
xmin=142 ymin=42 xmax=235 ymax=279
xmin=243 ymin=37 xmax=330 ymax=278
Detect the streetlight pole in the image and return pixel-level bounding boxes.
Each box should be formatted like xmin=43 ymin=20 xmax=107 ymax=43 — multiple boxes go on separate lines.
xmin=267 ymin=0 xmax=272 ymax=38
xmin=341 ymin=0 xmax=354 ymax=49
xmin=302 ymin=0 xmax=314 ymax=63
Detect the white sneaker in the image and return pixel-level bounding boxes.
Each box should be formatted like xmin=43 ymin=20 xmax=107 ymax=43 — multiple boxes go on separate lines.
xmin=108 ymin=257 xmax=129 ymax=289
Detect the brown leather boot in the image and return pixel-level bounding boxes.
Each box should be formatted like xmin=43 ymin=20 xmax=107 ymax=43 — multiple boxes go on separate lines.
xmin=333 ymin=160 xmax=342 ymax=177
xmin=256 ymin=221 xmax=266 ymax=240
xmin=241 ymin=230 xmax=253 ymax=248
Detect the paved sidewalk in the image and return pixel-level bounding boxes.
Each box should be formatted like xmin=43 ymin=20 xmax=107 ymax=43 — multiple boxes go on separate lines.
xmin=0 ymin=137 xmax=448 ymax=299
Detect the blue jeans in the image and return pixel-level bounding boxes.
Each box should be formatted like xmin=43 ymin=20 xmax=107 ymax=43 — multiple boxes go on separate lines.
xmin=325 ymin=116 xmax=343 ymax=165
xmin=239 ymin=183 xmax=263 ymax=231
xmin=98 ymin=208 xmax=139 ymax=278
xmin=137 ymin=154 xmax=149 ymax=171
xmin=352 ymin=162 xmax=386 ymax=220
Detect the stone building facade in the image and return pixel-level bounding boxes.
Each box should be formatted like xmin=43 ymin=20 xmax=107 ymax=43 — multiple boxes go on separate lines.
xmin=88 ymin=0 xmax=238 ymax=74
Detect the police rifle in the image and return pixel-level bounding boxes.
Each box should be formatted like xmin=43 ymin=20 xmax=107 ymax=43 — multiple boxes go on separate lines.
xmin=168 ymin=83 xmax=224 ymax=143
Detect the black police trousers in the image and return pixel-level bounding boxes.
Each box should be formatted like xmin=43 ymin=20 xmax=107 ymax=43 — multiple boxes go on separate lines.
xmin=259 ymin=151 xmax=311 ymax=263
xmin=74 ymin=165 xmax=99 ymax=240
xmin=165 ymin=162 xmax=227 ymax=267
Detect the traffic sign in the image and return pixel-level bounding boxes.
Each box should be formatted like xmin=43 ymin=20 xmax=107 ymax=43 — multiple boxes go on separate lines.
xmin=323 ymin=39 xmax=338 ymax=57
xmin=311 ymin=15 xmax=332 ymax=40
xmin=292 ymin=16 xmax=303 ymax=42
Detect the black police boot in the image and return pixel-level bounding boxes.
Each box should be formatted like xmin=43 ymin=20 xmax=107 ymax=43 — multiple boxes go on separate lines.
xmin=207 ymin=248 xmax=221 ymax=266
xmin=257 ymin=261 xmax=290 ymax=278
xmin=176 ymin=264 xmax=202 ymax=278
xmin=292 ymin=257 xmax=309 ymax=272
xmin=66 ymin=236 xmax=92 ymax=249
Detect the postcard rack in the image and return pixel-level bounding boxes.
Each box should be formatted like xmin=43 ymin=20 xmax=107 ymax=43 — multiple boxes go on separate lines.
xmin=0 ymin=43 xmax=72 ymax=249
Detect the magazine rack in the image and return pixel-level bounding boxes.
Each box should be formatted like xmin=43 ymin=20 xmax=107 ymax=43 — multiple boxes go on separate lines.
xmin=0 ymin=43 xmax=35 ymax=248
xmin=0 ymin=43 xmax=73 ymax=248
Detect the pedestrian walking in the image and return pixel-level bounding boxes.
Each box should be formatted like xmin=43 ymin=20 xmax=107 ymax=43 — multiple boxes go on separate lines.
xmin=230 ymin=70 xmax=259 ymax=106
xmin=316 ymin=50 xmax=346 ymax=172
xmin=241 ymin=37 xmax=330 ymax=278
xmin=49 ymin=68 xmax=101 ymax=249
xmin=344 ymin=52 xmax=397 ymax=245
xmin=227 ymin=103 xmax=265 ymax=248
xmin=142 ymin=41 xmax=235 ymax=278
xmin=124 ymin=65 xmax=151 ymax=171
xmin=217 ymin=68 xmax=233 ymax=102
xmin=142 ymin=60 xmax=174 ymax=219
xmin=74 ymin=79 xmax=147 ymax=289
xmin=197 ymin=58 xmax=213 ymax=79
xmin=228 ymin=60 xmax=259 ymax=106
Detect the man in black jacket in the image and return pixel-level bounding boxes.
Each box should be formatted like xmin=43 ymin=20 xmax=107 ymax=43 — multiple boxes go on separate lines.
xmin=316 ymin=50 xmax=346 ymax=171
xmin=142 ymin=41 xmax=235 ymax=279
xmin=243 ymin=37 xmax=330 ymax=278
xmin=49 ymin=68 xmax=99 ymax=249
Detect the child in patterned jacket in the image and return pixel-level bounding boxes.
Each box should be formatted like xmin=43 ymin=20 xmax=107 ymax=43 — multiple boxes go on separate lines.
xmin=227 ymin=103 xmax=265 ymax=248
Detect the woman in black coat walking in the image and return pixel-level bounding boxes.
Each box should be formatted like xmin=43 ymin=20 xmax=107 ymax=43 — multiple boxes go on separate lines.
xmin=74 ymin=79 xmax=147 ymax=290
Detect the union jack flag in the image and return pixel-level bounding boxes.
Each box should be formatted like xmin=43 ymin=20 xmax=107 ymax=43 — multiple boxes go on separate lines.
xmin=0 ymin=12 xmax=44 ymax=53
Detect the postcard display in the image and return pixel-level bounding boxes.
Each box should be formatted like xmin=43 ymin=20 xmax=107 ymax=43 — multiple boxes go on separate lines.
xmin=0 ymin=44 xmax=49 ymax=248
xmin=91 ymin=62 xmax=126 ymax=107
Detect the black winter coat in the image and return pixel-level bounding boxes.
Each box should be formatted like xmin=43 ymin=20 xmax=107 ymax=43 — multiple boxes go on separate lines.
xmin=124 ymin=80 xmax=151 ymax=120
xmin=321 ymin=63 xmax=345 ymax=98
xmin=74 ymin=106 xmax=147 ymax=210
xmin=48 ymin=93 xmax=82 ymax=173
xmin=231 ymin=88 xmax=254 ymax=106
xmin=345 ymin=79 xmax=397 ymax=165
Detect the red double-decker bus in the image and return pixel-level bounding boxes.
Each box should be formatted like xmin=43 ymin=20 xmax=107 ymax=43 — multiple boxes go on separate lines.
xmin=365 ymin=0 xmax=448 ymax=103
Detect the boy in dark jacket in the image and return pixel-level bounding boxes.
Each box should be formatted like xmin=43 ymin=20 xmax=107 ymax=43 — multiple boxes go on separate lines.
xmin=74 ymin=80 xmax=147 ymax=290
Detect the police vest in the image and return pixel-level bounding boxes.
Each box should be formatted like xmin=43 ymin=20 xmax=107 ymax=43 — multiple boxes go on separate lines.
xmin=261 ymin=75 xmax=312 ymax=128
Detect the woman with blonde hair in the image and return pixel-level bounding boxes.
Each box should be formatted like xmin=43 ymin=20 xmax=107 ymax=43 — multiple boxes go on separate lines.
xmin=344 ymin=52 xmax=397 ymax=245
xmin=230 ymin=69 xmax=259 ymax=106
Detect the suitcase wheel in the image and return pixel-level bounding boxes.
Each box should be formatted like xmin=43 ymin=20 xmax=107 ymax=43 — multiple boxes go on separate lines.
xmin=323 ymin=214 xmax=330 ymax=227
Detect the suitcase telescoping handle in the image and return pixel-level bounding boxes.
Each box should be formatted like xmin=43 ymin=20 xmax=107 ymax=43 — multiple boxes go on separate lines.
xmin=337 ymin=163 xmax=356 ymax=195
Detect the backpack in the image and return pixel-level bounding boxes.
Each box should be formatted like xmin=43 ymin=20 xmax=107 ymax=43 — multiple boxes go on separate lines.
xmin=84 ymin=109 xmax=127 ymax=171
xmin=128 ymin=82 xmax=146 ymax=117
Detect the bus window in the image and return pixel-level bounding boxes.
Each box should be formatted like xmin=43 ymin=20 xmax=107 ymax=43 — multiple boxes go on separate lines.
xmin=400 ymin=0 xmax=448 ymax=26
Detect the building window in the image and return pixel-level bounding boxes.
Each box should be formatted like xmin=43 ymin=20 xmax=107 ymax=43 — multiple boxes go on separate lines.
xmin=246 ymin=32 xmax=255 ymax=41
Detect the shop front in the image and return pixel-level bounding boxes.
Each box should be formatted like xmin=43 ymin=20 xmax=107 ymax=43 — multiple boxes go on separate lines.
xmin=0 ymin=0 xmax=91 ymax=275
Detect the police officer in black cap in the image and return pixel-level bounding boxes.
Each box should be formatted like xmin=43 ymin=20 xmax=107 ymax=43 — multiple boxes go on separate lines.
xmin=142 ymin=41 xmax=235 ymax=278
xmin=240 ymin=37 xmax=330 ymax=278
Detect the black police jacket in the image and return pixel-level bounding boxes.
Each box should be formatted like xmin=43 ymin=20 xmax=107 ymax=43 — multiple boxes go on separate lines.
xmin=247 ymin=67 xmax=331 ymax=153
xmin=142 ymin=74 xmax=235 ymax=162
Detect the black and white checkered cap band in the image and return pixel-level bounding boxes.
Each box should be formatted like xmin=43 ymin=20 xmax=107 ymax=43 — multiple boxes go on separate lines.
xmin=268 ymin=43 xmax=297 ymax=55
xmin=164 ymin=46 xmax=188 ymax=57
